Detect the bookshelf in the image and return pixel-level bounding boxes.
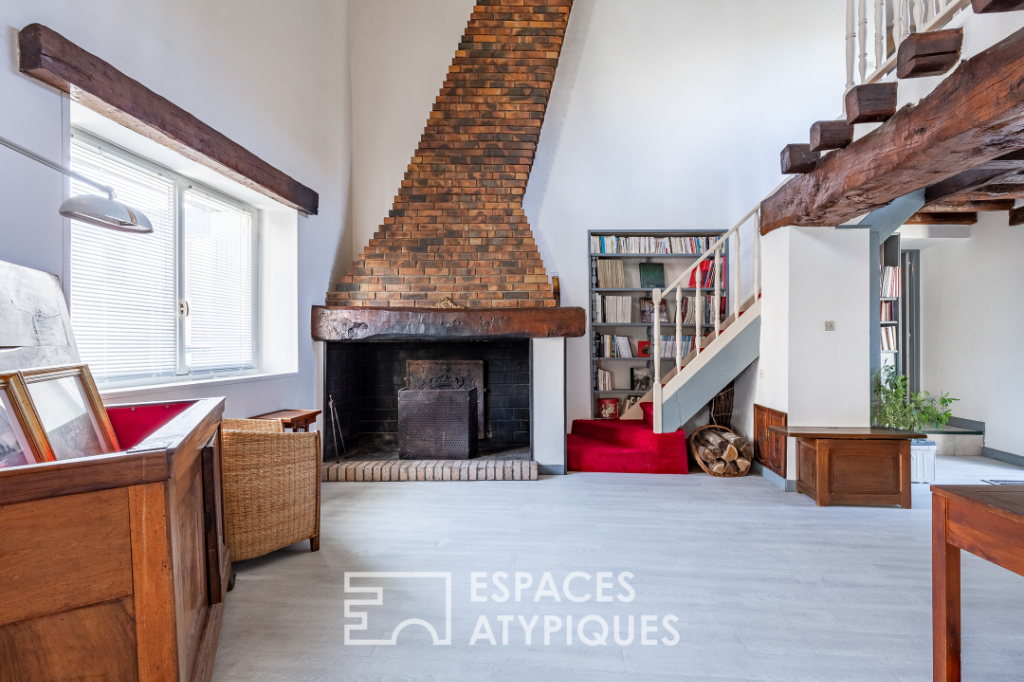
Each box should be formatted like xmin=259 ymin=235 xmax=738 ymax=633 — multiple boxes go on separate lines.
xmin=880 ymin=234 xmax=901 ymax=373
xmin=588 ymin=229 xmax=727 ymax=419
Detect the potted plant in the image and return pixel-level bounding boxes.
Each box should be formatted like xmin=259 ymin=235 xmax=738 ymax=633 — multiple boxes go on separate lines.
xmin=872 ymin=366 xmax=958 ymax=431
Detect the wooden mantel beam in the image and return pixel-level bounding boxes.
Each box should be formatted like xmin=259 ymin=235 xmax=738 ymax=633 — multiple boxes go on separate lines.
xmin=18 ymin=24 xmax=318 ymax=215
xmin=760 ymin=25 xmax=1024 ymax=234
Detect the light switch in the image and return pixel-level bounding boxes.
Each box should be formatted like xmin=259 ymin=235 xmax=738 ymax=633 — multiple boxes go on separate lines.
xmin=823 ymin=321 xmax=836 ymax=332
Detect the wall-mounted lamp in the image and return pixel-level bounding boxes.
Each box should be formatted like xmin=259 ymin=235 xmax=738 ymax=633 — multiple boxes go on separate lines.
xmin=0 ymin=134 xmax=152 ymax=233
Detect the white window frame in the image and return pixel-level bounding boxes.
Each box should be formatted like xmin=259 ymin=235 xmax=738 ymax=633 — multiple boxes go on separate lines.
xmin=70 ymin=128 xmax=261 ymax=388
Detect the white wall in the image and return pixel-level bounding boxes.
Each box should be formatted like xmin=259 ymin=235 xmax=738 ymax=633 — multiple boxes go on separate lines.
xmin=920 ymin=211 xmax=1024 ymax=456
xmin=0 ymin=0 xmax=351 ymax=418
xmin=349 ymin=0 xmax=475 ymax=261
xmin=348 ymin=0 xmax=848 ymax=426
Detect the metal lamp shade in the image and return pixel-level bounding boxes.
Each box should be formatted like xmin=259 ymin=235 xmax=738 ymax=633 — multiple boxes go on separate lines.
xmin=59 ymin=194 xmax=153 ymax=233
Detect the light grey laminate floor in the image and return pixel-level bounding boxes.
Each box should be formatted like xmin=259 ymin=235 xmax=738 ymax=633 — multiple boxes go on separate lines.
xmin=213 ymin=456 xmax=1024 ymax=681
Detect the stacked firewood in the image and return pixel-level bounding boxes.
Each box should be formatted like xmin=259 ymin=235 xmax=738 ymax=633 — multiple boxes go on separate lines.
xmin=691 ymin=427 xmax=754 ymax=477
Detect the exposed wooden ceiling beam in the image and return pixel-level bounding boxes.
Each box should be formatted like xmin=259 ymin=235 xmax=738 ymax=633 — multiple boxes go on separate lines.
xmin=972 ymin=0 xmax=1024 ymax=13
xmin=761 ymin=25 xmax=1024 ymax=234
xmin=1010 ymin=205 xmax=1024 ymax=225
xmin=918 ymin=199 xmax=1016 ymax=212
xmin=18 ymin=24 xmax=319 ymax=215
xmin=905 ymin=212 xmax=978 ymax=225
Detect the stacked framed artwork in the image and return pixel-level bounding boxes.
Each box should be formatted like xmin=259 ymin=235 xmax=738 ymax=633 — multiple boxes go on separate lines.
xmin=0 ymin=363 xmax=118 ymax=468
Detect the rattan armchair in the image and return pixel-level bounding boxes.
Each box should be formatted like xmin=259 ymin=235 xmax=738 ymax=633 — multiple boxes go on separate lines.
xmin=221 ymin=418 xmax=321 ymax=561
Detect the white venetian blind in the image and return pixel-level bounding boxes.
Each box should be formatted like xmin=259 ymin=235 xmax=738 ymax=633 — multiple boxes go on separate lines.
xmin=69 ymin=137 xmax=178 ymax=384
xmin=182 ymin=189 xmax=255 ymax=373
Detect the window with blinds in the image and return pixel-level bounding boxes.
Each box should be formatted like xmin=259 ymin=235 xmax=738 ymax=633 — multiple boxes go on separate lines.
xmin=69 ymin=133 xmax=258 ymax=386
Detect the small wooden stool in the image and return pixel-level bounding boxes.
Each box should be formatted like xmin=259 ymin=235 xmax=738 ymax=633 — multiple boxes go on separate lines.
xmin=249 ymin=409 xmax=321 ymax=432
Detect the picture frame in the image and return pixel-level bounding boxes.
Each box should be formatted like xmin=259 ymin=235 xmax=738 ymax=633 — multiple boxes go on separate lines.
xmin=0 ymin=371 xmax=53 ymax=467
xmin=639 ymin=298 xmax=670 ymax=324
xmin=631 ymin=367 xmax=654 ymax=392
xmin=598 ymin=398 xmax=620 ymax=419
xmin=18 ymin=364 xmax=120 ymax=461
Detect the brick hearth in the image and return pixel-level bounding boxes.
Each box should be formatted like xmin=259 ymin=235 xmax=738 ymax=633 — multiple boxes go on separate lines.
xmin=329 ymin=0 xmax=573 ymax=309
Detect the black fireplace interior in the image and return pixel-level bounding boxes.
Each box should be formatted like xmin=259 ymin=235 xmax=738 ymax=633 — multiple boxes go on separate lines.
xmin=323 ymin=340 xmax=530 ymax=460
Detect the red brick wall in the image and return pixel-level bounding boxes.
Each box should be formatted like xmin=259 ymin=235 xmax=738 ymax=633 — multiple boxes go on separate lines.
xmin=329 ymin=0 xmax=573 ymax=309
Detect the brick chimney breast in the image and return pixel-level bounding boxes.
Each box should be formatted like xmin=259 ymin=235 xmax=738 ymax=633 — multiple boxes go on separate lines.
xmin=328 ymin=0 xmax=574 ymax=309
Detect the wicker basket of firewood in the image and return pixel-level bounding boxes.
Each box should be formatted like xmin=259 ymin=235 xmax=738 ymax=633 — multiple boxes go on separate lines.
xmin=689 ymin=424 xmax=754 ymax=478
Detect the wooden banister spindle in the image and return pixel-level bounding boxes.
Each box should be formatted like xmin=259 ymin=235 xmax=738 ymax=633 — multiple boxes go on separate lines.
xmin=675 ymin=288 xmax=683 ymax=372
xmin=714 ymin=245 xmax=723 ymax=338
xmin=913 ymin=0 xmax=924 ymax=32
xmin=859 ymin=0 xmax=869 ymax=82
xmin=732 ymin=229 xmax=741 ymax=321
xmin=875 ymin=0 xmax=885 ymax=67
xmin=653 ymin=287 xmax=662 ymax=432
xmin=695 ymin=265 xmax=703 ymax=356
xmin=846 ymin=0 xmax=857 ymax=95
xmin=754 ymin=210 xmax=762 ymax=300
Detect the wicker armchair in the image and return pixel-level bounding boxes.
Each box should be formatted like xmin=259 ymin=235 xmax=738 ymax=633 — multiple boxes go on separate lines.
xmin=221 ymin=418 xmax=321 ymax=561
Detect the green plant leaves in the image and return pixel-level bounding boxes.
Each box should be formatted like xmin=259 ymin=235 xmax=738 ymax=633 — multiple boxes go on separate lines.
xmin=871 ymin=367 xmax=957 ymax=431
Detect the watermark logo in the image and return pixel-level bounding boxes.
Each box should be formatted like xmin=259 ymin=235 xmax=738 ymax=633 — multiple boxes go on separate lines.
xmin=343 ymin=570 xmax=679 ymax=648
xmin=343 ymin=572 xmax=452 ymax=645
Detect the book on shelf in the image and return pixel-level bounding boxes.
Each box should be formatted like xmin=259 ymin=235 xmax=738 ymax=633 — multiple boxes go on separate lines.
xmin=881 ymin=300 xmax=895 ymax=322
xmin=657 ymin=335 xmax=695 ymax=358
xmin=881 ymin=265 xmax=901 ymax=298
xmin=639 ymin=297 xmax=669 ymax=324
xmin=881 ymin=326 xmax=898 ymax=351
xmin=675 ymin=296 xmax=726 ymax=326
xmin=596 ymin=259 xmax=626 ymax=288
xmin=596 ymin=368 xmax=614 ymax=391
xmin=631 ymin=367 xmax=654 ymax=392
xmin=595 ymin=335 xmax=634 ymax=358
xmin=595 ymin=294 xmax=632 ymax=323
xmin=638 ymin=262 xmax=665 ymax=289
xmin=688 ymin=257 xmax=726 ymax=289
xmin=590 ymin=235 xmax=717 ymax=255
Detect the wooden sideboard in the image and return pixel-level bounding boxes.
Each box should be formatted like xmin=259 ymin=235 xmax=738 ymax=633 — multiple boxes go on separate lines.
xmin=753 ymin=404 xmax=788 ymax=478
xmin=0 ymin=397 xmax=228 ymax=682
xmin=770 ymin=426 xmax=924 ymax=508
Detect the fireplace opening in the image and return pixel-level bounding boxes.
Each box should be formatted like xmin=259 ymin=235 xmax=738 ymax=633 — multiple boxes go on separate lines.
xmin=323 ymin=340 xmax=531 ymax=462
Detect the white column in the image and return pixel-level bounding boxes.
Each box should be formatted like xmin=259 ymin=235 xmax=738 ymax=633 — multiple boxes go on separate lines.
xmin=531 ymin=337 xmax=566 ymax=475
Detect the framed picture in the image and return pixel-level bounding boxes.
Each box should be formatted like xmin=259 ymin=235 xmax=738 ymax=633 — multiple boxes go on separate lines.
xmin=638 ymin=262 xmax=666 ymax=289
xmin=637 ymin=341 xmax=651 ymax=358
xmin=631 ymin=367 xmax=654 ymax=392
xmin=0 ymin=372 xmax=53 ymax=468
xmin=597 ymin=398 xmax=619 ymax=419
xmin=639 ymin=298 xmax=670 ymax=324
xmin=19 ymin=364 xmax=119 ymax=461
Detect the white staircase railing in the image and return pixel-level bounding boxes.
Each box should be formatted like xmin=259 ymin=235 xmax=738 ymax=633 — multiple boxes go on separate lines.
xmin=845 ymin=0 xmax=970 ymax=98
xmin=651 ymin=200 xmax=768 ymax=433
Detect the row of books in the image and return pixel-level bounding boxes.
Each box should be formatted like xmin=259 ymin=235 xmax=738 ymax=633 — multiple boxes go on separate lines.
xmin=689 ymin=258 xmax=726 ymax=289
xmin=656 ymin=335 xmax=695 ymax=358
xmin=596 ymin=368 xmax=614 ymax=391
xmin=595 ymin=295 xmax=632 ymax=323
xmin=596 ymin=335 xmax=634 ymax=358
xmin=881 ymin=300 xmax=896 ymax=322
xmin=591 ymin=235 xmax=717 ymax=255
xmin=595 ymin=259 xmax=626 ymax=288
xmin=881 ymin=266 xmax=901 ymax=298
xmin=882 ymin=326 xmax=899 ymax=352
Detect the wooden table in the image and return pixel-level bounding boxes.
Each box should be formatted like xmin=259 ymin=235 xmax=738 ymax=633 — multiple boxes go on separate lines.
xmin=770 ymin=426 xmax=924 ymax=508
xmin=932 ymin=485 xmax=1024 ymax=682
xmin=250 ymin=409 xmax=321 ymax=432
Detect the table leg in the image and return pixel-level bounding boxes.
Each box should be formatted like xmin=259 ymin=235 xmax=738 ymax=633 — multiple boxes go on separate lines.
xmin=933 ymin=494 xmax=961 ymax=682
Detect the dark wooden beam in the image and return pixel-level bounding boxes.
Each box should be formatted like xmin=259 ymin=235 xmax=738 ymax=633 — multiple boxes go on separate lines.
xmin=845 ymin=83 xmax=899 ymax=124
xmin=18 ymin=24 xmax=318 ymax=215
xmin=972 ymin=0 xmax=1024 ymax=12
xmin=1010 ymin=205 xmax=1024 ymax=225
xmin=809 ymin=121 xmax=854 ymax=152
xmin=781 ymin=144 xmax=819 ymax=174
xmin=919 ymin=199 xmax=1016 ymax=212
xmin=897 ymin=29 xmax=963 ymax=79
xmin=311 ymin=306 xmax=587 ymax=342
xmin=905 ymin=212 xmax=978 ymax=225
xmin=761 ymin=26 xmax=1024 ymax=233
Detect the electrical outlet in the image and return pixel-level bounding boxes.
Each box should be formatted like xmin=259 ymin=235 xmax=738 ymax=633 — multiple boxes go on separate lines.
xmin=823 ymin=321 xmax=836 ymax=332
